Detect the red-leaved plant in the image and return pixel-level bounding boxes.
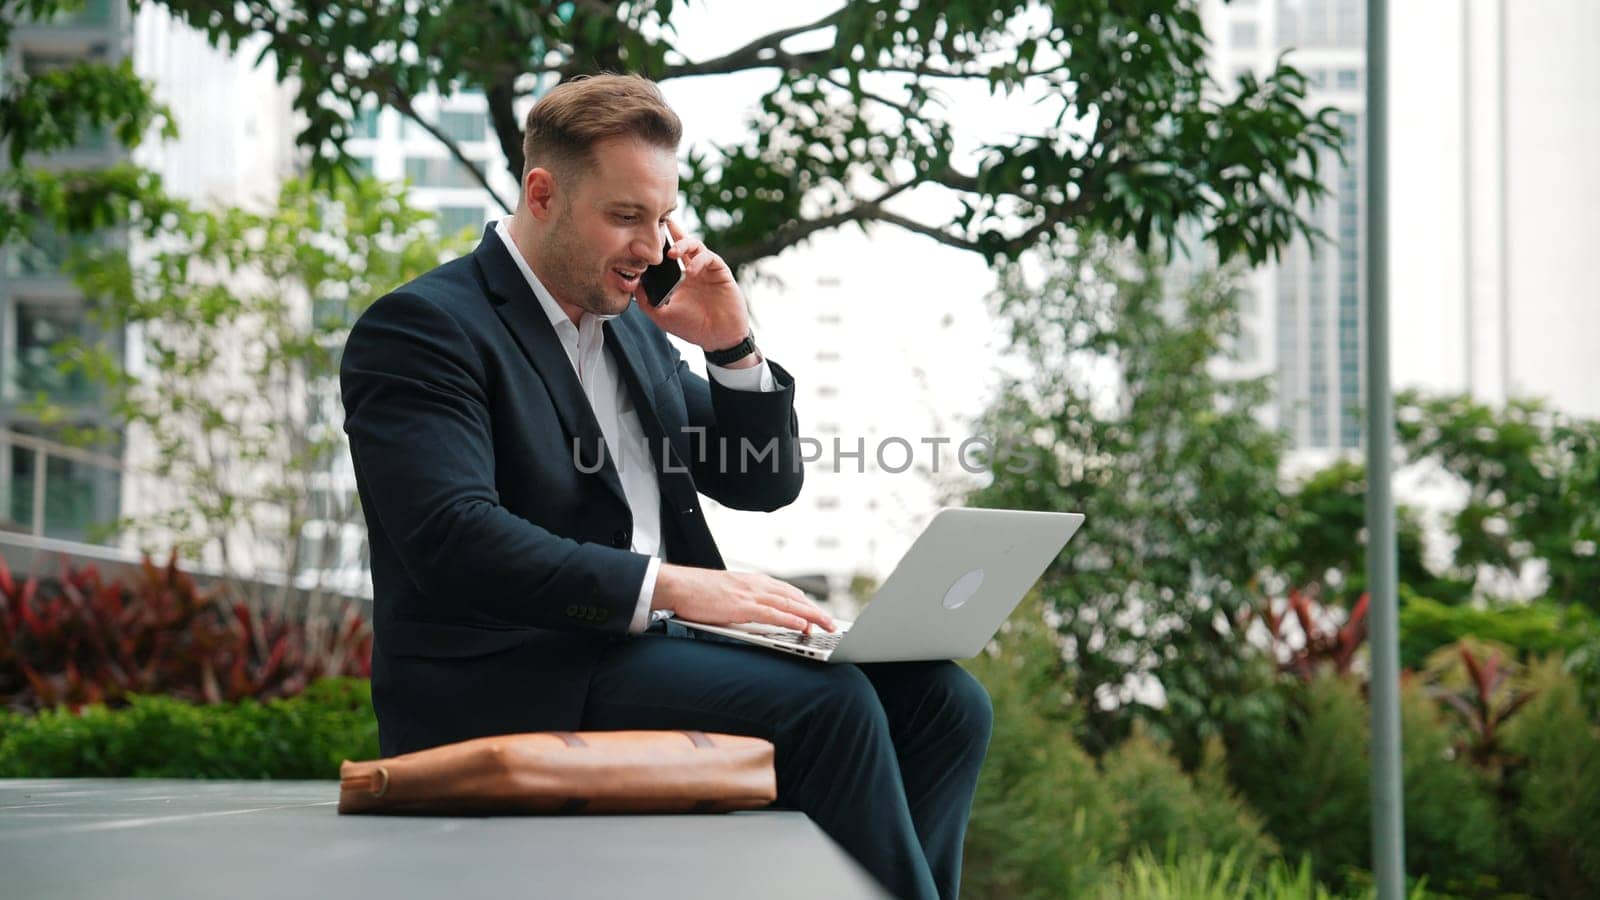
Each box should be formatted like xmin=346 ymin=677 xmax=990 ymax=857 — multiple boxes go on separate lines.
xmin=0 ymin=550 xmax=371 ymax=712
xmin=1242 ymin=588 xmax=1371 ymax=681
xmin=1425 ymin=642 xmax=1535 ymax=777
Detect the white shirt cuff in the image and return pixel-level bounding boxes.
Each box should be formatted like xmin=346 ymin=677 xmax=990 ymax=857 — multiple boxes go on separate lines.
xmin=706 ymin=357 xmax=776 ymax=392
xmin=627 ymin=556 xmax=663 ymax=634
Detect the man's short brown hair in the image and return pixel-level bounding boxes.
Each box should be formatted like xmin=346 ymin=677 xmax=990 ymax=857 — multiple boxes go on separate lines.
xmin=520 ymin=73 xmax=682 ymax=185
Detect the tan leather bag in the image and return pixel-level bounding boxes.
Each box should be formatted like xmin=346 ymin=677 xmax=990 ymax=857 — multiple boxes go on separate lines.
xmin=338 ymin=730 xmax=777 ymax=815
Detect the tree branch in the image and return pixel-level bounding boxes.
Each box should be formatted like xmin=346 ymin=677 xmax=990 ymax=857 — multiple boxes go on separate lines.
xmin=384 ymin=86 xmax=513 ymax=214
xmin=486 ymin=76 xmax=525 ymax=188
xmin=721 ymin=177 xmax=922 ymax=270
xmin=870 ymin=209 xmax=984 ymax=253
xmin=663 ymin=9 xmax=845 ymax=78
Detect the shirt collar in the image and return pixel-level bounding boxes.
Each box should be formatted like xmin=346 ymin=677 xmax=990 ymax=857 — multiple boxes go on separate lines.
xmin=493 ymin=215 xmax=620 ymax=332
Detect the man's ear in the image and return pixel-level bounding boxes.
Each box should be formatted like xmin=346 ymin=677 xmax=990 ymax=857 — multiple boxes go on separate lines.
xmin=524 ymin=167 xmax=558 ymax=221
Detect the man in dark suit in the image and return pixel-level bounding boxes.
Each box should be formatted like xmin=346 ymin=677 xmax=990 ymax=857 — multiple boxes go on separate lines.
xmin=340 ymin=74 xmax=991 ymax=900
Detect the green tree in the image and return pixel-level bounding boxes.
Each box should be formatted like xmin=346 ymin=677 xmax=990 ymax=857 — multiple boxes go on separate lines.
xmin=963 ymin=231 xmax=1287 ymax=759
xmin=45 ymin=176 xmax=464 ymax=614
xmin=1395 ymin=392 xmax=1600 ymax=613
xmin=143 ymin=0 xmax=1341 ymax=271
xmin=1273 ymin=458 xmax=1468 ymax=607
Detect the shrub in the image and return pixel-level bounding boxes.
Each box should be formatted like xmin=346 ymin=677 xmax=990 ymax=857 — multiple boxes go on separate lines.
xmin=962 ymin=598 xmax=1278 ymax=898
xmin=1502 ymin=658 xmax=1600 ymax=899
xmin=1397 ymin=673 xmax=1522 ymax=895
xmin=0 ymin=677 xmax=378 ymax=779
xmin=962 ymin=605 xmax=1125 ymax=899
xmin=1225 ymin=675 xmax=1512 ymax=892
xmin=1099 ymin=730 xmax=1277 ymax=872
xmin=0 ymin=551 xmax=371 ymax=712
xmin=1226 ymin=675 xmax=1372 ymax=885
xmin=1093 ymin=849 xmax=1437 ymax=899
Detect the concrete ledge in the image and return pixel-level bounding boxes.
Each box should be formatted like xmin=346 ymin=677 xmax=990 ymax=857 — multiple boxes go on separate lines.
xmin=0 ymin=779 xmax=890 ymax=899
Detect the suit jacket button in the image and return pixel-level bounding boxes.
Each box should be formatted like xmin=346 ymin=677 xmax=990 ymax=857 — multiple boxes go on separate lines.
xmin=612 ymin=529 xmax=628 ymax=547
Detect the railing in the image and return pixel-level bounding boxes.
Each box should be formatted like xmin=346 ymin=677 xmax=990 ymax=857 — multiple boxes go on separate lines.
xmin=0 ymin=428 xmax=373 ymax=607
xmin=0 ymin=428 xmax=122 ymax=539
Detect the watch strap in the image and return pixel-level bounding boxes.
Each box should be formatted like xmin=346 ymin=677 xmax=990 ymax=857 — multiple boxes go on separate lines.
xmin=704 ymin=333 xmax=757 ymax=366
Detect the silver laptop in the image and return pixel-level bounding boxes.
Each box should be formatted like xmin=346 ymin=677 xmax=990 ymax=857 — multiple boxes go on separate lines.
xmin=674 ymin=507 xmax=1084 ymax=663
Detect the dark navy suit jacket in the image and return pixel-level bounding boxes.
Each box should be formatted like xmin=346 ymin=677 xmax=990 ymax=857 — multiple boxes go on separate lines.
xmin=340 ymin=229 xmax=804 ymax=756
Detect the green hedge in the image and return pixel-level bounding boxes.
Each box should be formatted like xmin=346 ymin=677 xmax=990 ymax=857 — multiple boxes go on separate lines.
xmin=1399 ymin=591 xmax=1598 ymax=670
xmin=0 ymin=677 xmax=378 ymax=779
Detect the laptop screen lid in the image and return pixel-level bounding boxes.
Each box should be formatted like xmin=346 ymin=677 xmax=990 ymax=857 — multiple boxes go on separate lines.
xmin=829 ymin=507 xmax=1084 ymax=664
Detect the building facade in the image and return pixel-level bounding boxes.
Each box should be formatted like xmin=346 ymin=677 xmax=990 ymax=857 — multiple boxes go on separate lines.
xmin=1 ymin=0 xmax=132 ymax=541
xmin=1204 ymin=0 xmax=1600 ymax=457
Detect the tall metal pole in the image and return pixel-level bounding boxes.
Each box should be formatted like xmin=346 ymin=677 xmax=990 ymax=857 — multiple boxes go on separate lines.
xmin=1365 ymin=1 xmax=1406 ymax=897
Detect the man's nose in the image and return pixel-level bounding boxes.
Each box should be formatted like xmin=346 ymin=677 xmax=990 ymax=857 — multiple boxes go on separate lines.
xmin=634 ymin=227 xmax=665 ymax=266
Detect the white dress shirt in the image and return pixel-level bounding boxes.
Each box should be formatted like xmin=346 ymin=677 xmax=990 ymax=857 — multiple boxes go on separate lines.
xmin=493 ymin=218 xmax=775 ymax=633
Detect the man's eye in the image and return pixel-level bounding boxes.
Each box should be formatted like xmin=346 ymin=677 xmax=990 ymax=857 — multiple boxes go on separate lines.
xmin=616 ymin=215 xmax=637 ymax=223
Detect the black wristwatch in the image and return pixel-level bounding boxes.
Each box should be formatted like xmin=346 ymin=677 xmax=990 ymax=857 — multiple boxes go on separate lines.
xmin=704 ymin=332 xmax=758 ymax=366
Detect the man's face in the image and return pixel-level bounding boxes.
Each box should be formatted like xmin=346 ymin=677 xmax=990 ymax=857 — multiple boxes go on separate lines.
xmin=537 ymin=136 xmax=678 ymax=317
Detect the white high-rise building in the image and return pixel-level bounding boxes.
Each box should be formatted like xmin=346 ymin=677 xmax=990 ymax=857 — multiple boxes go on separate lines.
xmin=1203 ymin=0 xmax=1600 ymax=455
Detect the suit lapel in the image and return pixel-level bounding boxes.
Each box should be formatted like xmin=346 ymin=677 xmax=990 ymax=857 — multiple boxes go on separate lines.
xmin=606 ymin=317 xmax=726 ymax=569
xmin=475 ymin=233 xmax=628 ymax=510
xmin=604 ymin=318 xmax=681 ymax=486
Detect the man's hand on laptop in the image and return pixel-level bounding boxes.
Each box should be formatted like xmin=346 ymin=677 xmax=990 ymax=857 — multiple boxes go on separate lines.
xmin=655 ymin=564 xmax=837 ymax=633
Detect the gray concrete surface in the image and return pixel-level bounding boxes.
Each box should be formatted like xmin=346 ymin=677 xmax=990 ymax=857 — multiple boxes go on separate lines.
xmin=0 ymin=779 xmax=891 ymax=899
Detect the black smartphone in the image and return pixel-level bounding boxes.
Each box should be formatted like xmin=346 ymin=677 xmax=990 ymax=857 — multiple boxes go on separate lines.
xmin=639 ymin=233 xmax=684 ymax=307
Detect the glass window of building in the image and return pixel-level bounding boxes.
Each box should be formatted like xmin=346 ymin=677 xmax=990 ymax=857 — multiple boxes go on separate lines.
xmin=5 ymin=225 xmax=86 ymax=279
xmin=354 ymin=106 xmax=381 ymax=139
xmin=1335 ymin=69 xmax=1360 ymax=91
xmin=437 ymin=110 xmax=488 ymax=143
xmin=1230 ymin=21 xmax=1258 ymax=48
xmin=436 ymin=205 xmax=487 ymax=236
xmin=404 ymin=156 xmax=482 ymax=189
xmin=26 ymin=0 xmax=113 ymax=26
xmin=8 ymin=299 xmax=94 ymax=405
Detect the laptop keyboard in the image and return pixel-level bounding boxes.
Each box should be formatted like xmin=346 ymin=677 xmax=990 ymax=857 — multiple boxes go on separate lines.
xmin=764 ymin=628 xmax=847 ymax=651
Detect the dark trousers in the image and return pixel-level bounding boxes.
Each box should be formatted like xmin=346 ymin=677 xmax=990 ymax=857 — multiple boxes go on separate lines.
xmin=580 ymin=620 xmax=994 ymax=900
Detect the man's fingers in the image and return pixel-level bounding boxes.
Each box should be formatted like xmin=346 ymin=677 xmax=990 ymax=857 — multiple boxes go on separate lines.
xmin=764 ymin=590 xmax=835 ymax=632
xmin=688 ymin=251 xmax=722 ymax=278
xmin=742 ymin=603 xmax=812 ymax=633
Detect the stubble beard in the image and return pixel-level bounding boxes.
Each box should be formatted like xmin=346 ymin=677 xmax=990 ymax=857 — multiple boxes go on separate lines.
xmin=543 ymin=205 xmax=634 ymax=318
